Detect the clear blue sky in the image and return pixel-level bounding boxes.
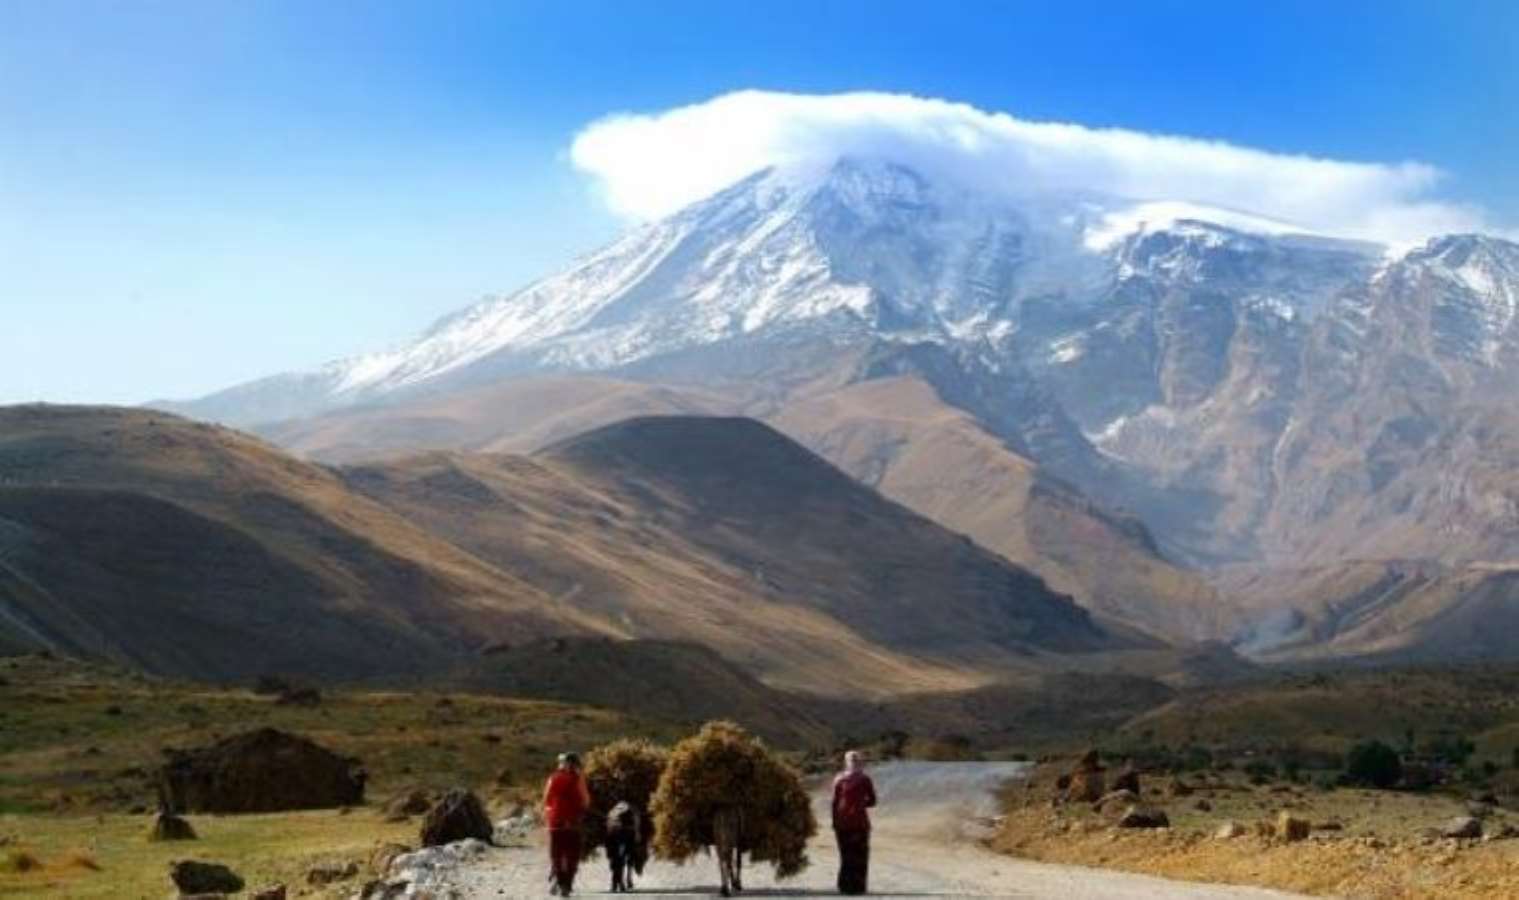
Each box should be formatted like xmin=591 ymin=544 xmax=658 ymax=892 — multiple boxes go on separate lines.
xmin=3 ymin=0 xmax=1516 ymax=404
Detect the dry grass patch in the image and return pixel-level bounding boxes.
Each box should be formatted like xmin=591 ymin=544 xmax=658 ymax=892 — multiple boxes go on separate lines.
xmin=992 ymin=762 xmax=1519 ymax=899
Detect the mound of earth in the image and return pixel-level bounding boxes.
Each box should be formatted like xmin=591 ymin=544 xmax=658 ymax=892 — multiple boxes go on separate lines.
xmin=158 ymin=728 xmax=365 ymax=813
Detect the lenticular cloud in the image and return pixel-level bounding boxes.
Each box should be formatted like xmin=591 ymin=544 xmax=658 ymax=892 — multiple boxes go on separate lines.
xmin=569 ymin=90 xmax=1489 ymax=245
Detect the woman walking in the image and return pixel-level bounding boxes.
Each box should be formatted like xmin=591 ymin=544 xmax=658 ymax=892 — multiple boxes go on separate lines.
xmin=543 ymin=752 xmax=592 ymax=896
xmin=832 ymin=750 xmax=877 ymax=895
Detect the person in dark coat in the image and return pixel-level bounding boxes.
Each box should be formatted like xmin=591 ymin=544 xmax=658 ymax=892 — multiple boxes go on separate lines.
xmin=831 ymin=750 xmax=877 ymax=895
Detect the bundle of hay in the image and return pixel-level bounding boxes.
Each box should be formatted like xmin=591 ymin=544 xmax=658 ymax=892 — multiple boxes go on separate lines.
xmin=650 ymin=721 xmax=816 ymax=878
xmin=580 ymin=738 xmax=669 ymax=861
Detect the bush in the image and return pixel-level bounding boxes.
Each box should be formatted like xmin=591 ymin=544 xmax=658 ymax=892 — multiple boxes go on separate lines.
xmin=650 ymin=721 xmax=816 ymax=878
xmin=1344 ymin=740 xmax=1403 ymax=789
xmin=580 ymin=738 xmax=669 ymax=861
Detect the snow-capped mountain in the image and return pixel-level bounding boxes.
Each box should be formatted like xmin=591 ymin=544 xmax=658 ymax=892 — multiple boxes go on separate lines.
xmin=172 ymin=157 xmax=1378 ymax=423
xmin=170 ymin=157 xmax=1519 ymax=570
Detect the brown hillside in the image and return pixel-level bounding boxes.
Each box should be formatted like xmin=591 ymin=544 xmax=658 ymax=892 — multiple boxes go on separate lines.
xmin=769 ymin=377 xmax=1226 ymax=642
xmin=0 ymin=405 xmax=600 ymax=680
xmin=344 ymin=417 xmax=1122 ymax=696
xmin=538 ymin=416 xmax=1116 ymax=658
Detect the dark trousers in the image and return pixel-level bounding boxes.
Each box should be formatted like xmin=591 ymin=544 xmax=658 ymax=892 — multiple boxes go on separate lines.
xmin=549 ymin=827 xmax=582 ymax=891
xmin=835 ymin=827 xmax=870 ymax=895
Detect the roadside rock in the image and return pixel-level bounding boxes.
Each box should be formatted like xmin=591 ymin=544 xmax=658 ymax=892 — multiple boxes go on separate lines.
xmin=169 ymin=860 xmax=244 ymax=895
xmin=1441 ymin=816 xmax=1483 ymax=839
xmin=1112 ymin=765 xmax=1141 ymax=795
xmin=250 ymin=885 xmax=287 ymax=900
xmin=369 ymin=842 xmax=411 ymax=874
xmin=1215 ymin=820 xmax=1247 ymax=840
xmin=420 ymin=788 xmax=493 ymax=847
xmin=1117 ymin=805 xmax=1169 ymax=829
xmin=307 ymin=859 xmax=359 ymax=885
xmin=373 ymin=839 xmax=491 ymax=897
xmin=492 ymin=814 xmax=536 ymax=846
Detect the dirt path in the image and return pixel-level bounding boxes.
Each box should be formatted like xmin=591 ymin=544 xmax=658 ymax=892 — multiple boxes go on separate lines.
xmin=444 ymin=762 xmax=1308 ymax=898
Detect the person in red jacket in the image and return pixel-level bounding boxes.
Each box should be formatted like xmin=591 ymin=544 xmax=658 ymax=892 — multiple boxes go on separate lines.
xmin=543 ymin=752 xmax=592 ymax=896
xmin=831 ymin=750 xmax=877 ymax=895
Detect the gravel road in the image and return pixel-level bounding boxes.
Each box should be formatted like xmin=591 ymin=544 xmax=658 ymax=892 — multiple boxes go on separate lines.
xmin=433 ymin=761 xmax=1307 ymax=898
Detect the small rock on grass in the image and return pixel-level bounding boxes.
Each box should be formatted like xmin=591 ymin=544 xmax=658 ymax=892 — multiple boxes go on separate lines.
xmin=169 ymin=859 xmax=244 ymax=895
xmin=306 ymin=859 xmax=358 ymax=885
xmin=1215 ymin=820 xmax=1248 ymax=840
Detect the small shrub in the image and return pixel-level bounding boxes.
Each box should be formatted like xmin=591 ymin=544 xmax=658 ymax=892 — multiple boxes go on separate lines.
xmin=1344 ymin=740 xmax=1403 ymax=789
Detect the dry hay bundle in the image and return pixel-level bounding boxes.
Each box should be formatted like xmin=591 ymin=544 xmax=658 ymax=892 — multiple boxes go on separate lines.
xmin=650 ymin=721 xmax=817 ymax=878
xmin=580 ymin=738 xmax=670 ymax=860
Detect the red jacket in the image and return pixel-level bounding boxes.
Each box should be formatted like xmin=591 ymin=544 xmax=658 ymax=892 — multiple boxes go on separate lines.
xmin=831 ymin=770 xmax=877 ymax=832
xmin=543 ymin=769 xmax=591 ymax=830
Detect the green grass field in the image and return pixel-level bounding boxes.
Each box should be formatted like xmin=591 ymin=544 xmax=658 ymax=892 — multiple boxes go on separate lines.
xmin=0 ymin=654 xmax=683 ymax=897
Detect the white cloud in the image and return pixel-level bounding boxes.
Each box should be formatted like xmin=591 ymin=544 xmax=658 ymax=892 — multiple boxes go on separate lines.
xmin=569 ymin=90 xmax=1496 ymax=246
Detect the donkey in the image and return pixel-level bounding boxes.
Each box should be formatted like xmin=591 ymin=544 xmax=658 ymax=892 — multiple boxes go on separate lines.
xmin=712 ymin=806 xmax=746 ymax=897
xmin=605 ymin=801 xmax=647 ymax=893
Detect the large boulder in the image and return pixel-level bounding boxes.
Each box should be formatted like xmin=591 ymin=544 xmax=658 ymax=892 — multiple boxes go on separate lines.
xmin=158 ymin=728 xmax=365 ymax=814
xmin=419 ymin=789 xmax=493 ymax=848
xmin=169 ymin=860 xmax=244 ymax=895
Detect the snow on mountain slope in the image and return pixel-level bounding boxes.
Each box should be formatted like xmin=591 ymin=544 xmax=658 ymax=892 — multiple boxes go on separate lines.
xmin=173 ymin=156 xmax=1387 ymax=426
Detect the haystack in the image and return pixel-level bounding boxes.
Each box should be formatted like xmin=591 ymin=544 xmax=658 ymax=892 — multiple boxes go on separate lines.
xmin=650 ymin=721 xmax=816 ymax=878
xmin=157 ymin=728 xmax=365 ymax=813
xmin=580 ymin=738 xmax=669 ymax=861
